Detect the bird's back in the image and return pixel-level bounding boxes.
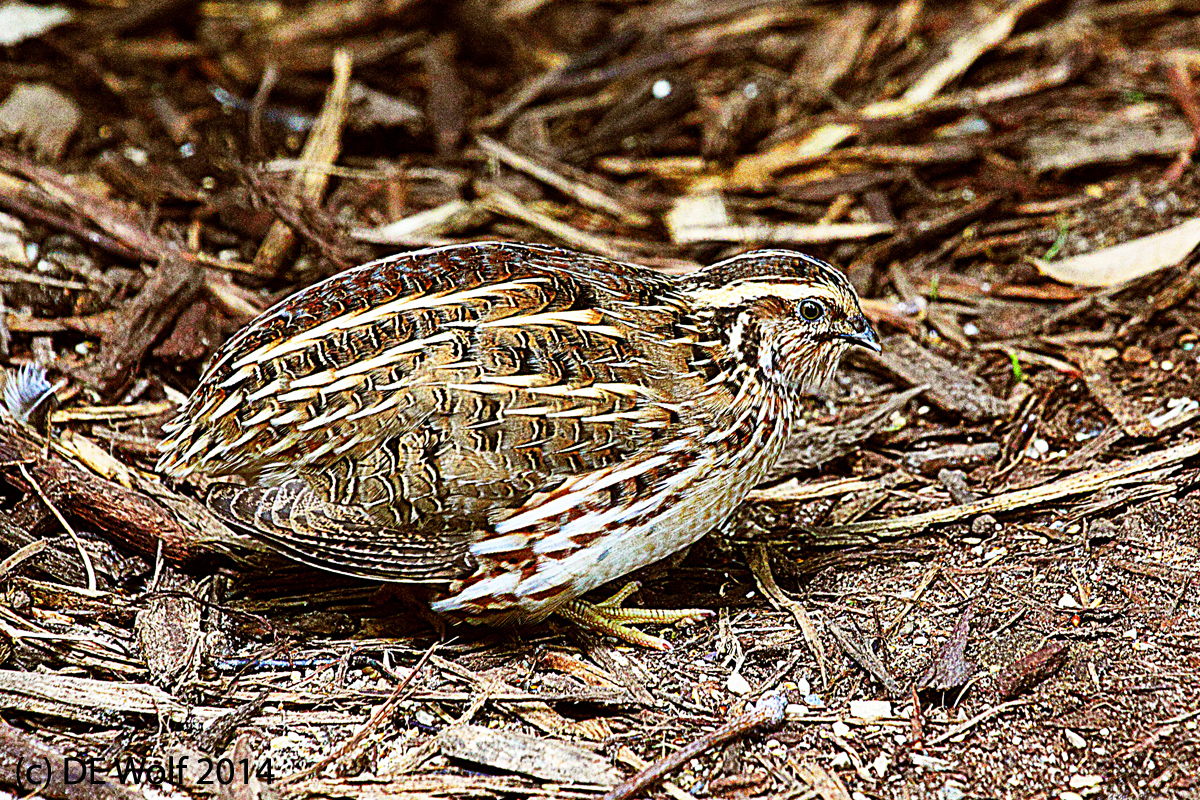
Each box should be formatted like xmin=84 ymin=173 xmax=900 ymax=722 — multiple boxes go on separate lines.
xmin=157 ymin=242 xmax=710 ymax=538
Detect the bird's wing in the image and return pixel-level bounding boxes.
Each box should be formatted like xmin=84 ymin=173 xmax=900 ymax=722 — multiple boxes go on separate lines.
xmin=205 ymin=478 xmax=473 ymax=581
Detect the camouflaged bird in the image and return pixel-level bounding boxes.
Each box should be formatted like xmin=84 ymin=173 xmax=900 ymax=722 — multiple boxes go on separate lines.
xmin=157 ymin=241 xmax=880 ymax=648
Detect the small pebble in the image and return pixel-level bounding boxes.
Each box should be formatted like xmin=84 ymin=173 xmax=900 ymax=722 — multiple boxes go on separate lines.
xmin=831 ymin=720 xmax=851 ymax=737
xmin=1122 ymin=346 xmax=1153 ymax=364
xmin=1070 ymin=775 xmax=1102 ymax=789
xmin=971 ymin=514 xmax=999 ymax=536
xmin=1064 ymin=729 xmax=1086 ymax=749
xmin=941 ymin=784 xmax=965 ymax=800
xmin=726 ymin=672 xmax=751 ymax=695
xmin=1058 ymin=593 xmax=1080 ymax=609
xmin=983 ymin=546 xmax=1008 ymax=563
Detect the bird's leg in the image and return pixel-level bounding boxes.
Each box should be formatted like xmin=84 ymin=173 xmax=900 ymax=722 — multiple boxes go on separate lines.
xmin=557 ymin=581 xmax=714 ymax=650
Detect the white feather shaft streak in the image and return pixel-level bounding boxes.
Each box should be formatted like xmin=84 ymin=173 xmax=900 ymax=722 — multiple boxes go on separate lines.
xmin=228 ymin=280 xmax=544 ymax=370
xmin=208 ymin=390 xmax=244 ymax=422
xmin=346 ymin=394 xmax=402 ymax=421
xmin=476 ymin=308 xmax=602 ymax=328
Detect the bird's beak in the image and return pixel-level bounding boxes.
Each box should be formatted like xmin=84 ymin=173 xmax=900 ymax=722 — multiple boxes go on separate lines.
xmin=838 ymin=316 xmax=882 ymax=352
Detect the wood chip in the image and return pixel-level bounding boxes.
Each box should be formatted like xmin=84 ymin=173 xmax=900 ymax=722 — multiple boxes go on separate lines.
xmin=731 ymin=0 xmax=1052 ymax=186
xmin=0 ymin=669 xmax=214 ymax=724
xmin=863 ymin=336 xmax=1007 ymax=422
xmin=1025 ymin=115 xmax=1193 ymax=173
xmin=437 ymin=724 xmax=621 ymax=786
xmin=133 ymin=568 xmax=202 ymax=687
xmin=0 ymin=83 xmax=80 ymax=159
xmin=253 ymin=49 xmax=352 ymax=274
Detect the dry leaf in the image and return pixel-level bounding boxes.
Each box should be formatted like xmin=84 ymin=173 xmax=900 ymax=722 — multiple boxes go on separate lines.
xmin=1038 ymin=216 xmax=1200 ymax=287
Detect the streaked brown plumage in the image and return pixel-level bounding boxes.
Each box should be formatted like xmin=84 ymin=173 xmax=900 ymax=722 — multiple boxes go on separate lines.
xmin=157 ymin=241 xmax=879 ymax=647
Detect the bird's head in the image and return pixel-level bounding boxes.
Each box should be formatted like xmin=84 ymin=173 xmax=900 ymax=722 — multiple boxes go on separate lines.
xmin=679 ymin=250 xmax=880 ymax=396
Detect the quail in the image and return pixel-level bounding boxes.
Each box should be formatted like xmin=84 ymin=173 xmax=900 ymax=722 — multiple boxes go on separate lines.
xmin=157 ymin=241 xmax=880 ymax=648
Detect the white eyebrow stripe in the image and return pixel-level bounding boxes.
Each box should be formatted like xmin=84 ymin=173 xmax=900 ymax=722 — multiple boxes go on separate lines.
xmin=682 ymin=282 xmax=842 ymax=308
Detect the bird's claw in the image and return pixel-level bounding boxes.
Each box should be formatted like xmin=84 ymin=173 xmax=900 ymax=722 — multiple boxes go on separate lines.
xmin=557 ymin=581 xmax=714 ymax=650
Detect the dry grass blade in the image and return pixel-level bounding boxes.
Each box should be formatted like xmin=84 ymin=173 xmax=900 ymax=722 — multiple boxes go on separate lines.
xmin=253 ymin=49 xmax=352 ymax=275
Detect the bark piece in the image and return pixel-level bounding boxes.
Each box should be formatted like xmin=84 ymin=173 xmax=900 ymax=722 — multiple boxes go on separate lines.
xmin=995 ymin=641 xmax=1070 ymax=700
xmin=862 ymin=336 xmax=1007 ymax=422
xmin=90 ymin=254 xmax=202 ymax=398
xmin=134 ymin=568 xmax=203 ymax=688
xmin=918 ymin=604 xmax=977 ymax=691
xmin=438 ymin=724 xmax=620 ymax=786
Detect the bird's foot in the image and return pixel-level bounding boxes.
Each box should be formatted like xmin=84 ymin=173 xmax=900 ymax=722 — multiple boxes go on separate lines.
xmin=557 ymin=581 xmax=713 ymax=650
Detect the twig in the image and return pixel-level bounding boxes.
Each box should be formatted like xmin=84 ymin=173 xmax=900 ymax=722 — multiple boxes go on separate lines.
xmin=253 ymin=48 xmax=353 ymax=274
xmin=924 ymin=699 xmax=1027 ymax=746
xmin=279 ymin=640 xmax=438 ymax=786
xmin=481 ymin=185 xmax=633 ymax=260
xmin=826 ymin=618 xmax=903 ymax=696
xmin=602 ymin=693 xmax=786 ymax=800
xmin=671 ymin=221 xmax=893 ymax=245
xmin=748 ymin=544 xmax=827 ymax=687
xmin=0 ymin=538 xmax=49 ymax=581
xmin=476 ymin=134 xmax=650 ymax=226
xmin=813 ymin=439 xmax=1200 ymax=541
xmin=17 ymin=462 xmax=96 ymax=592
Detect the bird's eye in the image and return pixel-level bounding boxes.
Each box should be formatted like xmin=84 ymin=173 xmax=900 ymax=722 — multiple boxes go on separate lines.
xmin=799 ymin=300 xmax=824 ymax=321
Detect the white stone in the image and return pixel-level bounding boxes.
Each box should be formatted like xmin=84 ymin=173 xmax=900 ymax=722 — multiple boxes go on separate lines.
xmin=726 ymin=671 xmax=751 ymax=695
xmin=850 ymin=699 xmax=892 ymax=722
xmin=1064 ymin=729 xmax=1086 ymax=749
